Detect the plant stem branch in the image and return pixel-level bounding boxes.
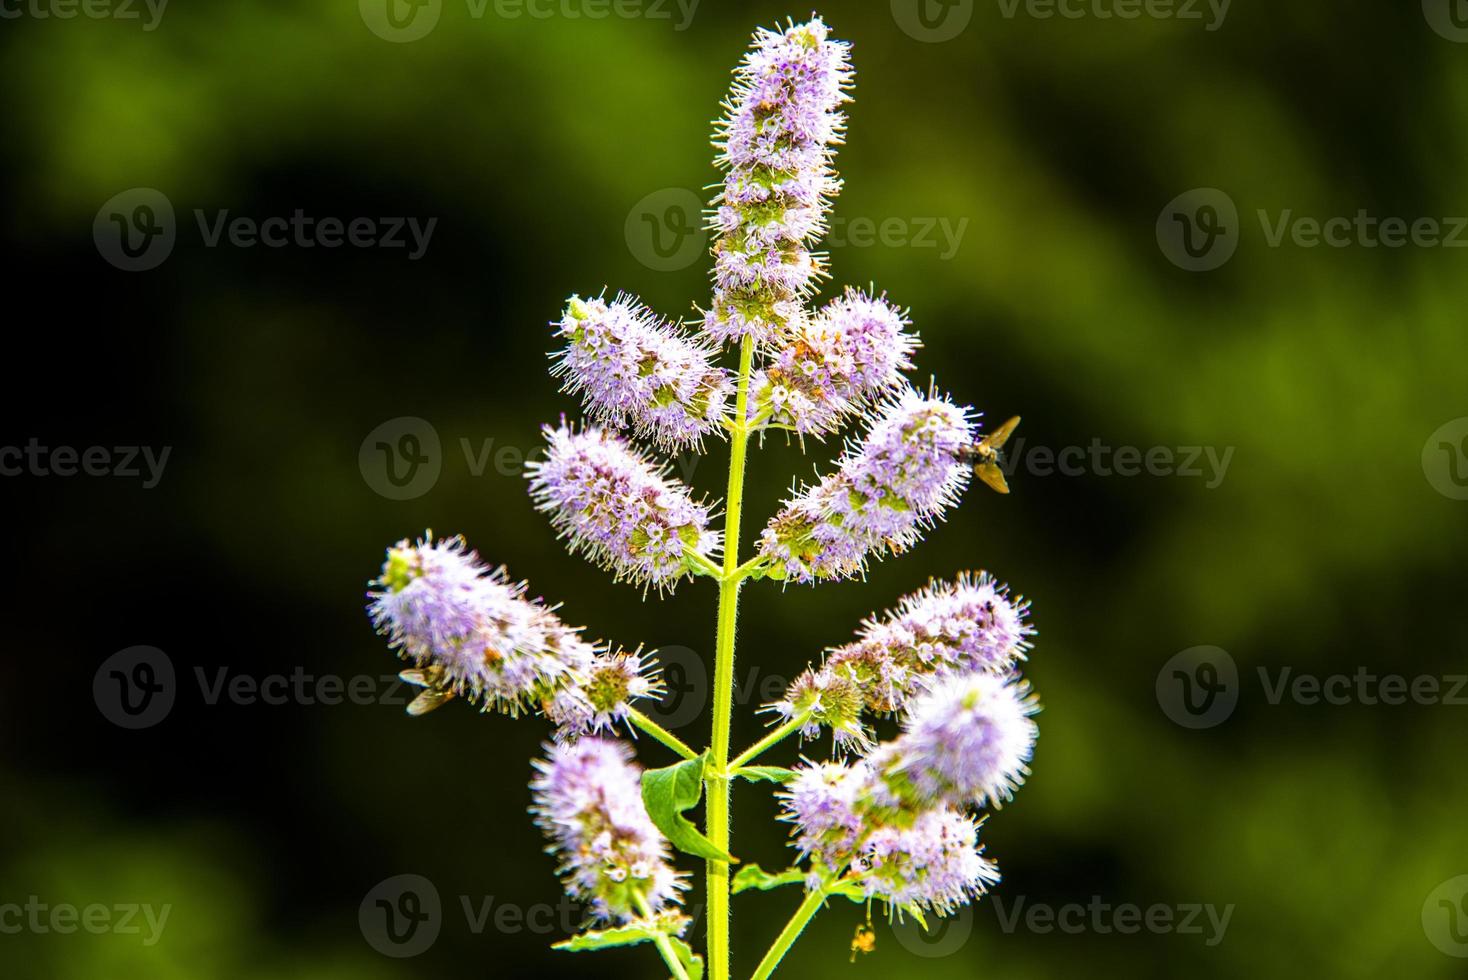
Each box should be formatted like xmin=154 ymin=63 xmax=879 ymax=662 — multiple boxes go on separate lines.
xmin=708 ymin=334 xmax=756 ymax=980
xmin=748 ymin=887 xmax=828 ymax=980
xmin=728 ymin=714 xmax=808 ymax=772
xmin=633 ymin=893 xmax=692 ymax=980
xmin=629 ymin=709 xmax=700 ymax=761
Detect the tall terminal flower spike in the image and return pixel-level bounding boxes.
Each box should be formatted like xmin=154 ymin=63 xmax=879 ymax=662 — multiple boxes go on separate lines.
xmin=759 ymin=387 xmax=976 ymax=582
xmin=705 ymin=17 xmax=854 ymax=346
xmin=527 ymin=422 xmax=719 ymax=591
xmin=552 ymin=294 xmax=731 ymax=450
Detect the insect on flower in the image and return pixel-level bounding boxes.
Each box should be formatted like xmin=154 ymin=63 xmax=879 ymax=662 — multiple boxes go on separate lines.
xmin=849 ymin=922 xmax=876 ymax=962
xmin=959 ymin=415 xmax=1021 ymax=494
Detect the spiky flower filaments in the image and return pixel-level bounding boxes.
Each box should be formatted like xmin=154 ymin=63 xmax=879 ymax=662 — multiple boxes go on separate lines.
xmin=747 ymin=288 xmax=917 ymax=438
xmin=549 ymin=648 xmax=665 ymax=740
xmin=705 ymin=17 xmax=854 ymax=346
xmin=759 ymin=388 xmax=976 ymax=582
xmin=552 ymin=294 xmax=732 ymax=451
xmin=367 ymin=535 xmax=593 ymax=716
xmin=526 ymin=422 xmax=720 ymax=591
xmin=531 ymin=738 xmax=686 ymax=923
xmin=773 ymin=573 xmax=1033 ymax=743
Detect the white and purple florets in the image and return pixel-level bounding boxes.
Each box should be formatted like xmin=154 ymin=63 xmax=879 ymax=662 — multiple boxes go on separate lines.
xmin=853 ymin=807 xmax=999 ymax=915
xmin=549 ymin=648 xmax=665 ymax=740
xmin=759 ymin=388 xmax=976 ymax=582
xmin=527 ymin=422 xmax=719 ymax=591
xmin=367 ymin=535 xmax=594 ymax=715
xmin=553 ymin=294 xmax=731 ymax=450
xmin=706 ymin=17 xmax=854 ymax=346
xmin=531 ymin=738 xmax=685 ymax=923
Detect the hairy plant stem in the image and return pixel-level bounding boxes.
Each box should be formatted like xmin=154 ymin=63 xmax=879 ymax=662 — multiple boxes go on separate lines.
xmin=629 ymin=708 xmax=699 ymax=761
xmin=728 ymin=713 xmax=810 ymax=772
xmin=633 ymin=892 xmax=691 ymax=980
xmin=748 ymin=885 xmax=829 ymax=980
xmin=708 ymin=334 xmax=756 ymax=980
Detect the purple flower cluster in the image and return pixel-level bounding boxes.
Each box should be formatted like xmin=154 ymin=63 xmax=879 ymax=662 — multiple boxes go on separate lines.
xmin=548 ymin=648 xmax=664 ymax=739
xmin=531 ymin=738 xmax=685 ymax=923
xmin=526 ymin=422 xmax=719 ymax=591
xmin=759 ymin=388 xmax=975 ymax=582
xmin=706 ymin=17 xmax=854 ymax=346
xmin=773 ymin=573 xmax=1032 ymax=745
xmin=367 ymin=535 xmax=594 ymax=716
xmin=748 ymin=288 xmax=917 ymax=437
xmin=854 ymin=807 xmax=999 ymax=915
xmin=552 ymin=294 xmax=732 ymax=450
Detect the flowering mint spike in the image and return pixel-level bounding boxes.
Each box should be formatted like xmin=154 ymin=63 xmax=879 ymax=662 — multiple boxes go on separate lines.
xmin=779 ymin=758 xmax=871 ymax=870
xmin=759 ymin=387 xmax=976 ymax=582
xmin=531 ymin=737 xmax=687 ymax=923
xmin=549 ymin=647 xmax=665 ymax=740
xmin=887 ymin=671 xmax=1039 ymax=810
xmin=748 ymin=288 xmax=918 ymax=437
xmin=553 ymin=294 xmax=732 ymax=451
xmin=367 ymin=534 xmax=595 ymax=717
xmin=854 ymin=807 xmax=999 ymax=915
xmin=527 ymin=421 xmax=720 ymax=591
xmin=775 ymin=573 xmax=1034 ymax=739
xmin=705 ymin=17 xmax=854 ymax=347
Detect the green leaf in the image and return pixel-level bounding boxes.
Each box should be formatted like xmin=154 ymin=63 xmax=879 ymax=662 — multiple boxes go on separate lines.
xmin=667 ymin=936 xmax=705 ymax=980
xmin=553 ymin=923 xmax=658 ymax=953
xmin=733 ymin=766 xmax=797 ymax=784
xmin=641 ymin=754 xmax=737 ymax=864
xmin=731 ymin=864 xmax=806 ymax=894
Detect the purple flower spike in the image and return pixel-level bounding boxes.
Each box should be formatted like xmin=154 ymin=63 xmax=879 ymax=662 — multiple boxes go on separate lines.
xmin=854 ymin=807 xmax=999 ymax=916
xmin=759 ymin=387 xmax=976 ymax=582
xmin=553 ymin=294 xmax=732 ymax=450
xmin=367 ymin=534 xmax=595 ymax=716
xmin=748 ymin=288 xmax=918 ymax=437
xmin=527 ymin=422 xmax=720 ymax=591
xmin=549 ymin=647 xmax=665 ymax=740
xmin=530 ymin=737 xmax=686 ymax=923
xmin=891 ymin=671 xmax=1039 ymax=810
xmin=706 ymin=17 xmax=854 ymax=346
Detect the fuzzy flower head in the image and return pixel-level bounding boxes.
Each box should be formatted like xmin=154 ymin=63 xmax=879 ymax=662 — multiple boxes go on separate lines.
xmin=759 ymin=387 xmax=976 ymax=582
xmin=853 ymin=807 xmax=999 ymax=916
xmin=748 ymin=288 xmax=918 ymax=437
xmin=889 ymin=672 xmax=1039 ymax=810
xmin=769 ymin=668 xmax=870 ymax=752
xmin=526 ymin=422 xmax=719 ymax=591
xmin=552 ymin=294 xmax=731 ymax=450
xmin=549 ymin=648 xmax=665 ymax=739
xmin=530 ymin=738 xmax=685 ymax=923
xmin=367 ymin=535 xmax=594 ymax=716
xmin=778 ymin=758 xmax=872 ymax=871
xmin=706 ymin=17 xmax=854 ymax=346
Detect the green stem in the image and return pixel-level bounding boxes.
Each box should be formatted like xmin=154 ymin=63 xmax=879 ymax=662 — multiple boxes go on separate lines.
xmin=728 ymin=713 xmax=809 ymax=772
xmin=708 ymin=334 xmax=756 ymax=980
xmin=629 ymin=708 xmax=700 ymax=761
xmin=685 ymin=548 xmax=725 ymax=580
xmin=633 ymin=893 xmax=691 ymax=980
xmin=748 ymin=887 xmax=828 ymax=980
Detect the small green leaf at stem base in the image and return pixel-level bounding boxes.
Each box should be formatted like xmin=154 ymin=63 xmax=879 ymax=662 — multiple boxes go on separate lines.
xmin=732 ymin=864 xmax=807 ymax=895
xmin=641 ymin=753 xmax=737 ymax=864
xmin=732 ymin=766 xmax=797 ymax=784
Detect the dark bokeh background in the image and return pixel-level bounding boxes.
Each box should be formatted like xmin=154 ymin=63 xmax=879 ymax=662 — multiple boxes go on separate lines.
xmin=3 ymin=1 xmax=1466 ymax=977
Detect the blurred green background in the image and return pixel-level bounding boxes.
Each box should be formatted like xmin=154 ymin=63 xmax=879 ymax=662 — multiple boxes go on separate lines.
xmin=3 ymin=1 xmax=1466 ymax=977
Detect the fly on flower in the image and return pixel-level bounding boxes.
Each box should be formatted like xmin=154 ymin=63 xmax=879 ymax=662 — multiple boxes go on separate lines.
xmin=960 ymin=415 xmax=1021 ymax=494
xmin=849 ymin=922 xmax=876 ymax=962
xmin=399 ymin=665 xmax=456 ymax=716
